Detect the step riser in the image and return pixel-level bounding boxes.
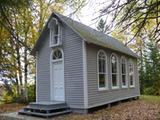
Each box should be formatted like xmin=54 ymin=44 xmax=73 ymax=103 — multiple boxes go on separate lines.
xmin=24 ymin=106 xmax=68 ymax=111
xmin=24 ymin=108 xmax=69 ymax=114
xmin=19 ymin=110 xmax=71 ymax=118
xmin=28 ymin=104 xmax=67 ymax=109
xmin=18 ymin=102 xmax=71 ymax=117
xmin=29 ymin=103 xmax=67 ymax=109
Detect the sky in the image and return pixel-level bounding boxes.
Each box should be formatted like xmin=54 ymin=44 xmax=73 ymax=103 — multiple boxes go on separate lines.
xmin=64 ymin=0 xmax=110 ymax=29
xmin=0 ymin=0 xmax=111 ymax=85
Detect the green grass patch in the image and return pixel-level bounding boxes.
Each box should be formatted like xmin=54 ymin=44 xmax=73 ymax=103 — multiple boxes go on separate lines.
xmin=140 ymin=95 xmax=160 ymax=103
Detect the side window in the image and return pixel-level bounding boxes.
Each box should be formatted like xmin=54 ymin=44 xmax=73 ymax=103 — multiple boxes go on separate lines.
xmin=129 ymin=60 xmax=135 ymax=87
xmin=111 ymin=54 xmax=119 ymax=89
xmin=97 ymin=50 xmax=108 ymax=90
xmin=121 ymin=57 xmax=127 ymax=88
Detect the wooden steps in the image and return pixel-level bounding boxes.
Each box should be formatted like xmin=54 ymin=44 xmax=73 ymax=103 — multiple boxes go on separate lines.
xmin=18 ymin=101 xmax=71 ymax=118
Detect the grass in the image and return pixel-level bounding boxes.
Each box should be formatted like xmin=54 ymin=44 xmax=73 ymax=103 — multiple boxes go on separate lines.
xmin=140 ymin=95 xmax=160 ymax=103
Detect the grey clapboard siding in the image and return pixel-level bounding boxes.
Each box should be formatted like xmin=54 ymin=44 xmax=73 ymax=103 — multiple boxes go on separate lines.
xmin=86 ymin=43 xmax=140 ymax=108
xmin=62 ymin=24 xmax=84 ymax=108
xmin=37 ymin=31 xmax=51 ymax=101
xmin=36 ymin=20 xmax=84 ymax=108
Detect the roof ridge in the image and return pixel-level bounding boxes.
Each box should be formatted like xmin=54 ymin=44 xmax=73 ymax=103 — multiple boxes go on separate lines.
xmin=55 ymin=12 xmax=126 ymax=45
xmin=55 ymin=12 xmax=137 ymax=58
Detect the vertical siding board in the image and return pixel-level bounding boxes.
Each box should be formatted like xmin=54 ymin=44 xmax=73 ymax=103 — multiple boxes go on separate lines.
xmin=86 ymin=43 xmax=140 ymax=107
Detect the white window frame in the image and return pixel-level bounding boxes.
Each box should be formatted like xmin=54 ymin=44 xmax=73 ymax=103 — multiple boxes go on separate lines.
xmin=97 ymin=50 xmax=108 ymax=91
xmin=51 ymin=48 xmax=63 ymax=62
xmin=121 ymin=56 xmax=128 ymax=88
xmin=129 ymin=59 xmax=135 ymax=88
xmin=110 ymin=53 xmax=119 ymax=89
xmin=49 ymin=18 xmax=62 ymax=47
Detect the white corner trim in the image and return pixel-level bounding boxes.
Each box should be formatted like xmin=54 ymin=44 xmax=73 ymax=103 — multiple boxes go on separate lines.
xmin=128 ymin=59 xmax=135 ymax=88
xmin=36 ymin=51 xmax=38 ymax=102
xmin=50 ymin=50 xmax=52 ymax=101
xmin=82 ymin=40 xmax=88 ymax=108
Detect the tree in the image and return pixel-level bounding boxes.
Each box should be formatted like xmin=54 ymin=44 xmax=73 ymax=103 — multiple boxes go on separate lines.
xmin=99 ymin=0 xmax=160 ymax=45
xmin=0 ymin=0 xmax=86 ymax=103
xmin=97 ymin=19 xmax=107 ymax=33
xmin=139 ymin=39 xmax=160 ymax=95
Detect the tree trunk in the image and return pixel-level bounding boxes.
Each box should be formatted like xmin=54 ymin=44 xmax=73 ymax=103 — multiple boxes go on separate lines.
xmin=24 ymin=44 xmax=28 ymax=102
xmin=16 ymin=45 xmax=24 ymax=102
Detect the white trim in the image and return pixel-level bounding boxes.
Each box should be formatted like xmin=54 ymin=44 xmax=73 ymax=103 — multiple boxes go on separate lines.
xmin=82 ymin=41 xmax=88 ymax=108
xmin=50 ymin=48 xmax=65 ymax=101
xmin=36 ymin=51 xmax=38 ymax=102
xmin=110 ymin=53 xmax=119 ymax=89
xmin=48 ymin=17 xmax=58 ymax=29
xmin=97 ymin=49 xmax=108 ymax=91
xmin=128 ymin=59 xmax=135 ymax=88
xmin=49 ymin=18 xmax=62 ymax=47
xmin=52 ymin=17 xmax=58 ymax=24
xmin=121 ymin=56 xmax=128 ymax=88
xmin=50 ymin=50 xmax=52 ymax=101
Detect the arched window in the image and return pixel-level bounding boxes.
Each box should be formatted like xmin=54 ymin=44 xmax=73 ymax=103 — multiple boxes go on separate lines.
xmin=129 ymin=60 xmax=135 ymax=87
xmin=52 ymin=49 xmax=62 ymax=61
xmin=49 ymin=18 xmax=61 ymax=46
xmin=97 ymin=50 xmax=107 ymax=90
xmin=121 ymin=57 xmax=127 ymax=88
xmin=111 ymin=54 xmax=119 ymax=89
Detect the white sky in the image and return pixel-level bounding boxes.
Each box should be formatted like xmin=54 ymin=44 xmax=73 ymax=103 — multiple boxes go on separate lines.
xmin=65 ymin=0 xmax=111 ymax=29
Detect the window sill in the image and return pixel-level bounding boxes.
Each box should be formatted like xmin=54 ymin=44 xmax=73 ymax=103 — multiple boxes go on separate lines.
xmin=98 ymin=88 xmax=108 ymax=91
xmin=122 ymin=86 xmax=128 ymax=89
xmin=50 ymin=43 xmax=61 ymax=47
xmin=111 ymin=86 xmax=119 ymax=90
xmin=130 ymin=85 xmax=135 ymax=88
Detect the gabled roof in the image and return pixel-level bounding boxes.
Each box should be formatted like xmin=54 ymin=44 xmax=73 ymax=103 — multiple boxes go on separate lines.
xmin=31 ymin=12 xmax=138 ymax=58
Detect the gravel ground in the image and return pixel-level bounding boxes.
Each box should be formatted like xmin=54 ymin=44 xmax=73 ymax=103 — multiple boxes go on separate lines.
xmin=0 ymin=99 xmax=160 ymax=120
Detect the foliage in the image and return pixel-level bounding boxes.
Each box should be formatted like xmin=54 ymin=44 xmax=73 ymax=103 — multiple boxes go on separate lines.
xmin=100 ymin=0 xmax=160 ymax=44
xmin=139 ymin=40 xmax=160 ymax=96
xmin=0 ymin=0 xmax=86 ymax=103
xmin=96 ymin=19 xmax=108 ymax=33
xmin=27 ymin=85 xmax=36 ymax=102
xmin=1 ymin=84 xmax=36 ymax=103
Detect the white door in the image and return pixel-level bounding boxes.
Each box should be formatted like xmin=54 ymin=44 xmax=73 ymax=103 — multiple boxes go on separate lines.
xmin=51 ymin=49 xmax=65 ymax=101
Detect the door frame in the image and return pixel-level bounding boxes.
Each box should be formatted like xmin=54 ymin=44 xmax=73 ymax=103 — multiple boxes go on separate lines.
xmin=50 ymin=48 xmax=65 ymax=101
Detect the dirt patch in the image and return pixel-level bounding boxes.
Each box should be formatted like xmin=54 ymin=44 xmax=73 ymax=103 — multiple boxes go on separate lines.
xmin=0 ymin=103 xmax=25 ymax=114
xmin=54 ymin=100 xmax=160 ymax=120
xmin=0 ymin=100 xmax=160 ymax=120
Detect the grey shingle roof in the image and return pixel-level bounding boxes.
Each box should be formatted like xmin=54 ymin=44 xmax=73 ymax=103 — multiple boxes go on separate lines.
xmin=31 ymin=12 xmax=138 ymax=58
